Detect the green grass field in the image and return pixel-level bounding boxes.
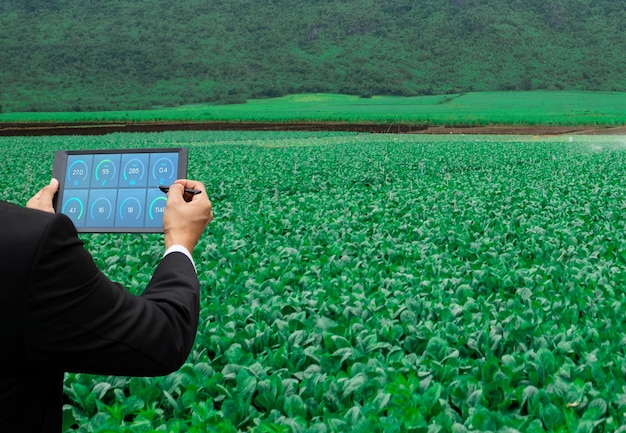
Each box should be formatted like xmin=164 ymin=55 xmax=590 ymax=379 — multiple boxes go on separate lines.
xmin=2 ymin=131 xmax=626 ymax=432
xmin=1 ymin=91 xmax=626 ymax=126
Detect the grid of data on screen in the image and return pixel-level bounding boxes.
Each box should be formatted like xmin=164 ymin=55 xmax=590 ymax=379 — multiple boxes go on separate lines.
xmin=60 ymin=152 xmax=178 ymax=229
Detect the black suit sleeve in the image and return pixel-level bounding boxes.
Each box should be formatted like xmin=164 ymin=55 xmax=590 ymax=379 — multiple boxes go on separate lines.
xmin=23 ymin=213 xmax=200 ymax=376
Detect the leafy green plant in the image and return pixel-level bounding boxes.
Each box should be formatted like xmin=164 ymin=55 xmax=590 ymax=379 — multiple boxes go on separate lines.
xmin=3 ymin=131 xmax=626 ymax=431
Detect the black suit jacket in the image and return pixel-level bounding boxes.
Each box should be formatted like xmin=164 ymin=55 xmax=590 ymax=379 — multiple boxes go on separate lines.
xmin=0 ymin=201 xmax=200 ymax=432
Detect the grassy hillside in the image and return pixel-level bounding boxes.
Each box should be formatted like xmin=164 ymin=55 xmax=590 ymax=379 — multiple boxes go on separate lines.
xmin=1 ymin=0 xmax=625 ymax=112
xmin=1 ymin=92 xmax=625 ymax=128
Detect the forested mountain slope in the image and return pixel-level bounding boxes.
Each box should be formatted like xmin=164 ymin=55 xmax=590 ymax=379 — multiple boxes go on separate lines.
xmin=1 ymin=0 xmax=624 ymax=112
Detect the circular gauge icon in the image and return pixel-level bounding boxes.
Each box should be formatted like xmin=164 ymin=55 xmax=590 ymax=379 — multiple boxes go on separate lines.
xmin=90 ymin=197 xmax=113 ymax=221
xmin=94 ymin=159 xmax=117 ymax=186
xmin=67 ymin=160 xmax=89 ymax=187
xmin=123 ymin=158 xmax=146 ymax=186
xmin=148 ymin=195 xmax=167 ymax=221
xmin=119 ymin=197 xmax=142 ymax=221
xmin=152 ymin=157 xmax=175 ymax=185
xmin=62 ymin=197 xmax=85 ymax=221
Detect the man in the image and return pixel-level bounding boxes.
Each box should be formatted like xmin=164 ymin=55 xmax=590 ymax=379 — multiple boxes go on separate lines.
xmin=0 ymin=177 xmax=213 ymax=432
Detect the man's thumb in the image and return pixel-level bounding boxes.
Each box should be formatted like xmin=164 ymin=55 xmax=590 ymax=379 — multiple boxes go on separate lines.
xmin=41 ymin=178 xmax=59 ymax=200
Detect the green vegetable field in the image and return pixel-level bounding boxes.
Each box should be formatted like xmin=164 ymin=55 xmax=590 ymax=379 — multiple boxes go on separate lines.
xmin=3 ymin=131 xmax=626 ymax=432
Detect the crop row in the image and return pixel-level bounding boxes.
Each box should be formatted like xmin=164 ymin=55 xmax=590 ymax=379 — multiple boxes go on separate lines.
xmin=2 ymin=132 xmax=626 ymax=432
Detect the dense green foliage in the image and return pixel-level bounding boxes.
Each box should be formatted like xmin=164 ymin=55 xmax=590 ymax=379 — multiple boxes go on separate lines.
xmin=3 ymin=92 xmax=626 ymax=127
xmin=1 ymin=0 xmax=625 ymax=112
xmin=3 ymin=132 xmax=626 ymax=431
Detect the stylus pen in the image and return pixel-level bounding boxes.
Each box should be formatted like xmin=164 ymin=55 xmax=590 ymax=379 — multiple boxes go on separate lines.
xmin=158 ymin=185 xmax=202 ymax=195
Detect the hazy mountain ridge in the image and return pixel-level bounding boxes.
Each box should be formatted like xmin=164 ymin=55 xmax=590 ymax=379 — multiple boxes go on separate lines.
xmin=1 ymin=0 xmax=624 ymax=112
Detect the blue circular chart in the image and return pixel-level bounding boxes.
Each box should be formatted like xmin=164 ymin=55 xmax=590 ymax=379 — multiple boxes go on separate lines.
xmin=67 ymin=160 xmax=89 ymax=187
xmin=94 ymin=159 xmax=117 ymax=186
xmin=148 ymin=195 xmax=167 ymax=221
xmin=152 ymin=157 xmax=175 ymax=185
xmin=90 ymin=197 xmax=113 ymax=220
xmin=62 ymin=197 xmax=85 ymax=224
xmin=119 ymin=197 xmax=143 ymax=221
xmin=123 ymin=158 xmax=146 ymax=186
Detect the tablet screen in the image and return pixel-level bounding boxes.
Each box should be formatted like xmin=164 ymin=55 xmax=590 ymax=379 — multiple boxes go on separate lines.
xmin=52 ymin=148 xmax=188 ymax=232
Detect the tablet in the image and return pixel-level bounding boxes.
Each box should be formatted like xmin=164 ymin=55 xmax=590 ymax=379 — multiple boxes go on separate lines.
xmin=52 ymin=148 xmax=188 ymax=232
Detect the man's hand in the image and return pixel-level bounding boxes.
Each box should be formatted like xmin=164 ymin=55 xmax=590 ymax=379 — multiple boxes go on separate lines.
xmin=162 ymin=179 xmax=213 ymax=253
xmin=26 ymin=178 xmax=59 ymax=214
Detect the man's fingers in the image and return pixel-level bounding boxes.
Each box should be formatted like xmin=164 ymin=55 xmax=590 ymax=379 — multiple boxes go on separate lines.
xmin=166 ymin=183 xmax=186 ymax=203
xmin=169 ymin=180 xmax=206 ymax=203
xmin=174 ymin=179 xmax=206 ymax=193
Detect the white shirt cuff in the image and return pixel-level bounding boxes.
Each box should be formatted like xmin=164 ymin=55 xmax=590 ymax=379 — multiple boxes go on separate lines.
xmin=164 ymin=245 xmax=196 ymax=273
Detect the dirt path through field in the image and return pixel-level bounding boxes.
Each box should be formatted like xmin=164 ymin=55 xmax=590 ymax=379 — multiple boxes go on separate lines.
xmin=1 ymin=121 xmax=625 ymax=136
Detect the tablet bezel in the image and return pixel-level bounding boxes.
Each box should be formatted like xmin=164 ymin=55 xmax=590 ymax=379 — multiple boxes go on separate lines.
xmin=52 ymin=148 xmax=188 ymax=233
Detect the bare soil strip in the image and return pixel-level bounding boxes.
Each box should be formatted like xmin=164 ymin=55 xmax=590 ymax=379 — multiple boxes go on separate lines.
xmin=1 ymin=121 xmax=625 ymax=136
